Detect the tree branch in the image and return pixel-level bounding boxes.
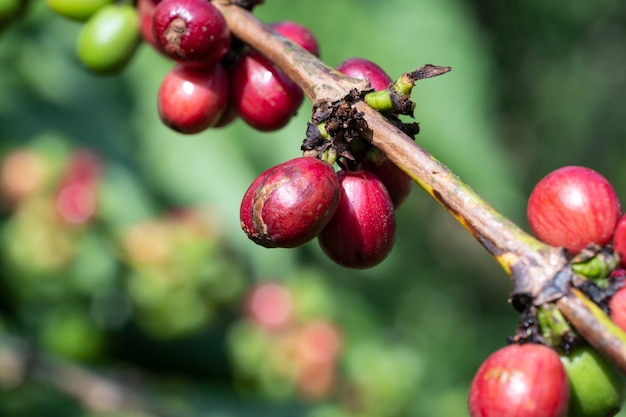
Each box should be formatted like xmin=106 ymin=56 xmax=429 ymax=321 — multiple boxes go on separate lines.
xmin=211 ymin=1 xmax=626 ymax=374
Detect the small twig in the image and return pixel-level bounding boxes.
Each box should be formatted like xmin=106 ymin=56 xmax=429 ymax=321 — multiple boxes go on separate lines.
xmin=211 ymin=2 xmax=626 ymax=374
xmin=557 ymin=289 xmax=626 ymax=372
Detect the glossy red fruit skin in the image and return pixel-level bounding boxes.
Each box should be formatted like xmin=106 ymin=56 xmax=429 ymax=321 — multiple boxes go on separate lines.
xmin=613 ymin=214 xmax=626 ymax=267
xmin=469 ymin=344 xmax=570 ymax=417
xmin=271 ymin=21 xmax=319 ymax=57
xmin=157 ymin=63 xmax=229 ymax=134
xmin=152 ymin=0 xmax=230 ymax=66
xmin=609 ymin=285 xmax=626 ymax=333
xmin=240 ymin=165 xmax=273 ymax=242
xmin=232 ymin=50 xmax=303 ymax=131
xmin=213 ymin=99 xmax=238 ymax=128
xmin=362 ymin=156 xmax=412 ymax=208
xmin=137 ymin=0 xmax=161 ymax=48
xmin=240 ymin=157 xmax=340 ymax=248
xmin=527 ymin=166 xmax=621 ymax=255
xmin=336 ymin=57 xmax=392 ymax=92
xmin=317 ymin=170 xmax=396 ymax=269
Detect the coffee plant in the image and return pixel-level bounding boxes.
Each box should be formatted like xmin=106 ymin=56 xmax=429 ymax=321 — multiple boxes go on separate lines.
xmin=1 ymin=1 xmax=626 ymax=417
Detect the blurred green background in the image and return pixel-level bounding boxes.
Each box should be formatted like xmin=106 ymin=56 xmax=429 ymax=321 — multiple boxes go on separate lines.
xmin=0 ymin=0 xmax=625 ymax=416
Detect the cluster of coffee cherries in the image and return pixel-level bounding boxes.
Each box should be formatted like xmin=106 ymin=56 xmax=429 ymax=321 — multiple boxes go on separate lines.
xmin=228 ymin=276 xmax=422 ymax=415
xmin=140 ymin=0 xmax=415 ymax=270
xmin=469 ymin=165 xmax=626 ymax=417
xmin=45 ymin=0 xmax=415 ymax=269
xmin=1 ymin=145 xmax=102 ymax=226
xmin=0 ymin=137 xmax=247 ymax=342
xmin=239 ymin=57 xmax=413 ymax=269
xmin=469 ymin=341 xmax=624 ymax=417
xmin=136 ymin=0 xmax=320 ymax=134
xmin=229 ymin=279 xmax=343 ymax=400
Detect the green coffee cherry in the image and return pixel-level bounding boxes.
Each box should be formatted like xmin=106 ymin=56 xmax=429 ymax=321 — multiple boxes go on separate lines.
xmin=561 ymin=344 xmax=626 ymax=417
xmin=76 ymin=4 xmax=140 ymax=75
xmin=46 ymin=0 xmax=113 ymax=21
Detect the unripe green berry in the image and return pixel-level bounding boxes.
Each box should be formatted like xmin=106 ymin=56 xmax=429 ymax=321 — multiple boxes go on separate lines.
xmin=46 ymin=0 xmax=114 ymax=21
xmin=76 ymin=4 xmax=140 ymax=75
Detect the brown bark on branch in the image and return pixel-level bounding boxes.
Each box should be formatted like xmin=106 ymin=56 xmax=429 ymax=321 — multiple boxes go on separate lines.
xmin=212 ymin=1 xmax=626 ymax=373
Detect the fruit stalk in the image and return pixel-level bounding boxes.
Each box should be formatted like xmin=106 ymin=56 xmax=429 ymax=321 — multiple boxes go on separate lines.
xmin=212 ymin=1 xmax=626 ymax=373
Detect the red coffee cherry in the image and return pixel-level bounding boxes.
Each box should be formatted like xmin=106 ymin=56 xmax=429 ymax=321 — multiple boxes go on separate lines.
xmin=213 ymin=99 xmax=239 ymax=128
xmin=157 ymin=63 xmax=229 ymax=134
xmin=232 ymin=50 xmax=304 ymax=131
xmin=245 ymin=281 xmax=294 ymax=330
xmin=240 ymin=157 xmax=340 ymax=248
xmin=137 ymin=0 xmax=161 ymax=48
xmin=271 ymin=21 xmax=319 ymax=57
xmin=612 ymin=214 xmax=626 ymax=267
xmin=152 ymin=0 xmax=230 ymax=66
xmin=240 ymin=165 xmax=271 ymax=241
xmin=336 ymin=57 xmax=392 ymax=92
xmin=292 ymin=320 xmax=342 ymax=399
xmin=469 ymin=343 xmax=570 ymax=417
xmin=317 ymin=170 xmax=396 ymax=269
xmin=230 ymin=20 xmax=316 ymax=131
xmin=527 ymin=166 xmax=621 ymax=254
xmin=609 ymin=284 xmax=626 ymax=333
xmin=55 ymin=150 xmax=102 ymax=225
xmin=361 ymin=151 xmax=412 ymax=208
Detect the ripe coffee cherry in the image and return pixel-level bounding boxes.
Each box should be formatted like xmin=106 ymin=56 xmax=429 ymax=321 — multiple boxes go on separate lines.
xmin=152 ymin=0 xmax=230 ymax=67
xmin=527 ymin=166 xmax=621 ymax=254
xmin=609 ymin=285 xmax=626 ymax=333
xmin=230 ymin=20 xmax=316 ymax=131
xmin=561 ymin=344 xmax=625 ymax=417
xmin=292 ymin=321 xmax=342 ymax=399
xmin=56 ymin=183 xmax=97 ymax=224
xmin=361 ymin=150 xmax=412 ymax=208
xmin=76 ymin=3 xmax=140 ymax=74
xmin=336 ymin=57 xmax=392 ymax=92
xmin=137 ymin=0 xmax=161 ymax=48
xmin=317 ymin=170 xmax=396 ymax=269
xmin=61 ymin=149 xmax=102 ymax=185
xmin=271 ymin=21 xmax=320 ymax=57
xmin=240 ymin=167 xmax=269 ymax=240
xmin=245 ymin=281 xmax=294 ymax=329
xmin=157 ymin=63 xmax=229 ymax=134
xmin=46 ymin=0 xmax=113 ymax=21
xmin=294 ymin=321 xmax=342 ymax=365
xmin=55 ymin=150 xmax=102 ymax=225
xmin=212 ymin=100 xmax=238 ymax=128
xmin=240 ymin=157 xmax=340 ymax=248
xmin=468 ymin=343 xmax=570 ymax=417
xmin=613 ymin=214 xmax=626 ymax=267
xmin=232 ymin=50 xmax=304 ymax=132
